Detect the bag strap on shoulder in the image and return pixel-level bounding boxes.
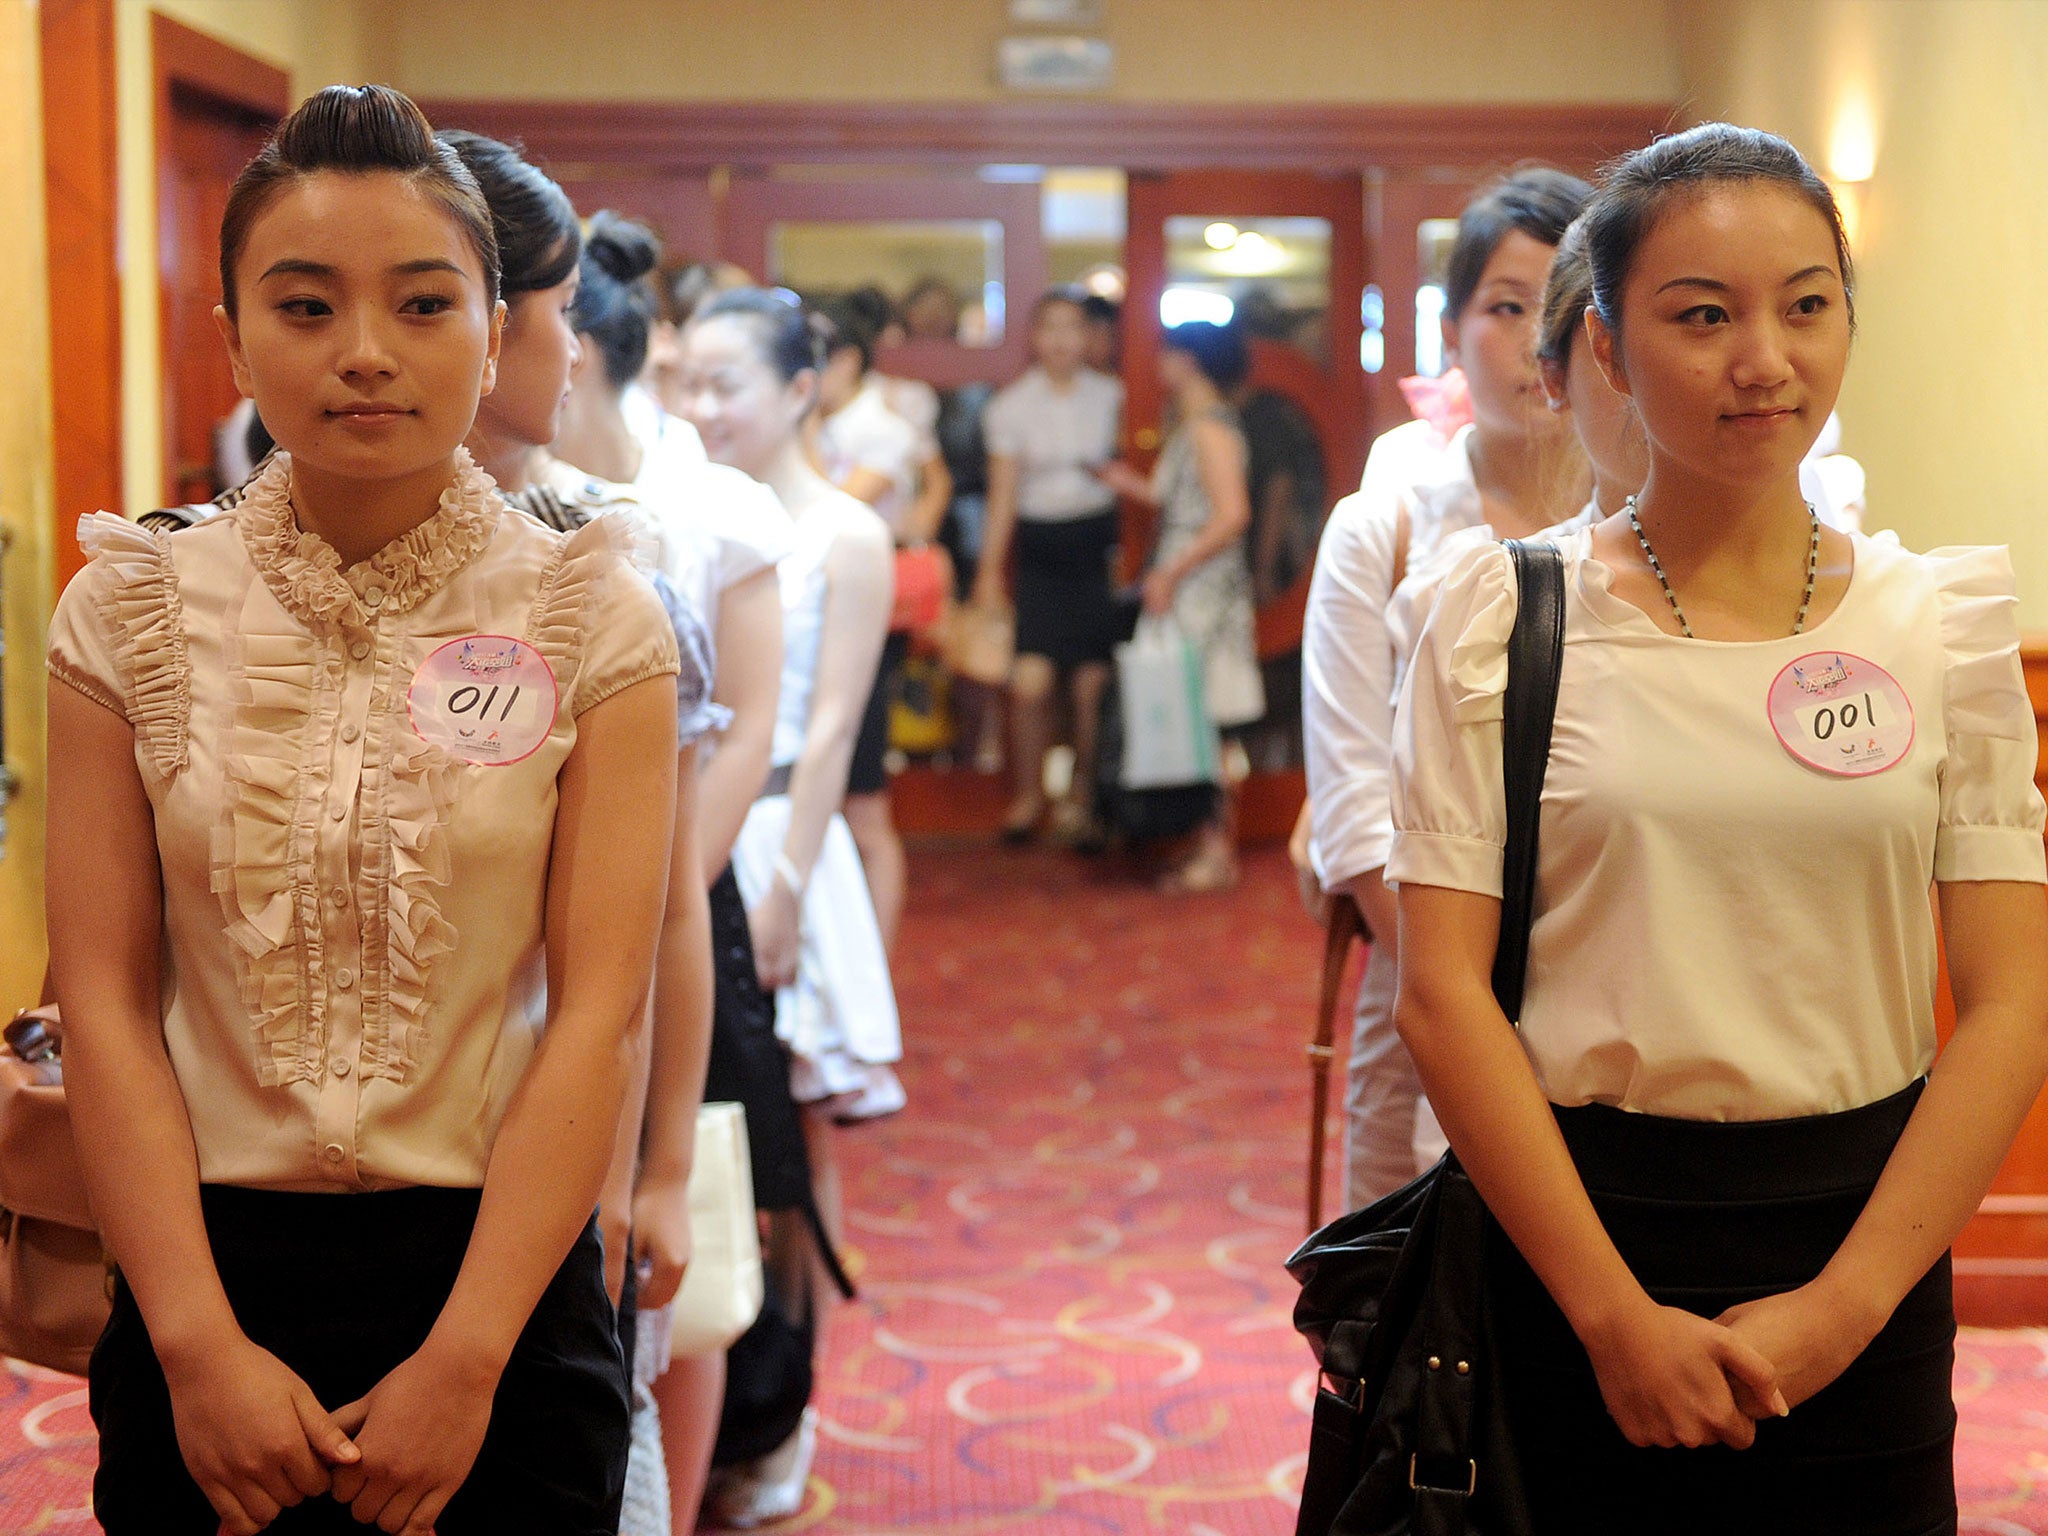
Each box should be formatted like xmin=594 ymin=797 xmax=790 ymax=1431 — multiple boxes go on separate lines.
xmin=1490 ymin=540 xmax=1565 ymax=1022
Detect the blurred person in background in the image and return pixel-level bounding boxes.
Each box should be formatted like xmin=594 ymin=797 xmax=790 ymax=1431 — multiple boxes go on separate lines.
xmin=974 ymin=288 xmax=1126 ymax=845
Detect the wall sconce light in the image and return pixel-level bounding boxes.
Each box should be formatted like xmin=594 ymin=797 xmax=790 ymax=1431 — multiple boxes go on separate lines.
xmin=1826 ymin=94 xmax=1877 ymax=253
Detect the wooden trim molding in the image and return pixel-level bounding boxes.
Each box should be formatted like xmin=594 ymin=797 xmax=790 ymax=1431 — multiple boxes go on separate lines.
xmin=40 ymin=0 xmax=122 ymax=594
xmin=152 ymin=13 xmax=288 ymax=507
xmin=151 ymin=12 xmax=291 ymax=121
xmin=417 ymin=99 xmax=1675 ymax=175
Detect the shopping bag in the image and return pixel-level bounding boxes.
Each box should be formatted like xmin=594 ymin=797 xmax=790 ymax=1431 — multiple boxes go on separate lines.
xmin=1115 ymin=617 xmax=1221 ymax=790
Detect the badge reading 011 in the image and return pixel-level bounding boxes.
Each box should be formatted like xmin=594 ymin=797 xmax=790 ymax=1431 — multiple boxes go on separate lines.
xmin=1767 ymin=651 xmax=1914 ymax=778
xmin=407 ymin=635 xmax=559 ymax=766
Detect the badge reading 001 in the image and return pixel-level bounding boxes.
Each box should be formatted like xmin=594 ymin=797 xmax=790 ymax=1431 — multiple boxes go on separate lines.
xmin=1767 ymin=651 xmax=1914 ymax=778
xmin=407 ymin=635 xmax=559 ymax=766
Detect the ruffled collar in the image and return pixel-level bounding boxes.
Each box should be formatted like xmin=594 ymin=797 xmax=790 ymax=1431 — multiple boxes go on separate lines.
xmin=232 ymin=449 xmax=501 ymax=628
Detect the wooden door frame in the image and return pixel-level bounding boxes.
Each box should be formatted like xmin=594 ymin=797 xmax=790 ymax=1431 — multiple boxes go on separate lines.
xmin=152 ymin=12 xmax=288 ymax=507
xmin=41 ymin=0 xmax=122 ymax=594
xmin=411 ymin=99 xmax=1672 ymax=176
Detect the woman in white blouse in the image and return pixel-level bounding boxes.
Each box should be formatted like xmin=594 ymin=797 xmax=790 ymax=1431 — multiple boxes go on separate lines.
xmin=975 ymin=289 xmax=1126 ymax=844
xmin=1298 ymin=168 xmax=1592 ymax=1208
xmin=676 ymin=288 xmax=901 ymax=1526
xmin=47 ymin=88 xmax=682 ymax=1536
xmin=1392 ymin=124 xmax=2048 ymax=1531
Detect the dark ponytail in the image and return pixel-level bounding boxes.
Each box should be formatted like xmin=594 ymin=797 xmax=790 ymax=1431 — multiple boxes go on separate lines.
xmin=436 ymin=130 xmax=580 ymax=299
xmin=1443 ymin=166 xmax=1592 ymax=321
xmin=570 ymin=210 xmax=661 ymax=389
xmin=219 ymin=84 xmax=498 ymax=316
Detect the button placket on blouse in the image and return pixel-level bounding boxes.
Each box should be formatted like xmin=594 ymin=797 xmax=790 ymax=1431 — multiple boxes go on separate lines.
xmin=312 ymin=616 xmax=376 ymax=1182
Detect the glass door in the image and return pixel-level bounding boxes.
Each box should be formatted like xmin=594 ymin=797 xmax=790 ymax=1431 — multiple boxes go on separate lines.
xmin=1121 ymin=169 xmax=1366 ymax=785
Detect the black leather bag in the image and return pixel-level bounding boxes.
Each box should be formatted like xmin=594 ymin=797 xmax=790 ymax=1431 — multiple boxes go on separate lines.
xmin=1286 ymin=539 xmax=1565 ymax=1536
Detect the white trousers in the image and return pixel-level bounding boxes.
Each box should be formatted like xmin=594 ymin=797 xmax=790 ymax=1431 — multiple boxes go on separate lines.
xmin=1342 ymin=938 xmax=1447 ymax=1210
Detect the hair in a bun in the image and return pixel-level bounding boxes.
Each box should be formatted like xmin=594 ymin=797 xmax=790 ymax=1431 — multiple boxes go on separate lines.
xmin=585 ymin=209 xmax=659 ymax=284
xmin=570 ymin=209 xmax=661 ymax=388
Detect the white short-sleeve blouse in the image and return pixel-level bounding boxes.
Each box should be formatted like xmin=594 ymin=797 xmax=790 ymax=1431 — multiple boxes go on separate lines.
xmin=1389 ymin=528 xmax=2047 ymax=1121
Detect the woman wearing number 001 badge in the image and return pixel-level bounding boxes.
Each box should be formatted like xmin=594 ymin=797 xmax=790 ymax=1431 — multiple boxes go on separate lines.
xmin=1390 ymin=123 xmax=2048 ymax=1533
xmin=46 ymin=86 xmax=688 ymax=1535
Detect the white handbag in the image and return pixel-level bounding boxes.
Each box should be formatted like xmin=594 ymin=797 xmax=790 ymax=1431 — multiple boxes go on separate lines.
xmin=1115 ymin=616 xmax=1222 ymax=790
xmin=667 ymin=1102 xmax=765 ymax=1357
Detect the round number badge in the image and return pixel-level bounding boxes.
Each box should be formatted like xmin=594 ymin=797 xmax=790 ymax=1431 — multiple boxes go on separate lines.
xmin=406 ymin=635 xmax=558 ymax=766
xmin=1766 ymin=651 xmax=1914 ymax=778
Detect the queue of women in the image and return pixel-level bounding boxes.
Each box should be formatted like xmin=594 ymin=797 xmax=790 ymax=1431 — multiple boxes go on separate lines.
xmin=39 ymin=77 xmax=2048 ymax=1536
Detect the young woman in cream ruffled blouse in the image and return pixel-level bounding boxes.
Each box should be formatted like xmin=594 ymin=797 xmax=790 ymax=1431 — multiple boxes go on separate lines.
xmin=46 ymin=87 xmax=688 ymax=1536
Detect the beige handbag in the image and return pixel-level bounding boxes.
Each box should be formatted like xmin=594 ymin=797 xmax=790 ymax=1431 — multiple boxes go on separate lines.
xmin=666 ymin=1101 xmax=764 ymax=1357
xmin=0 ymin=1006 xmax=113 ymax=1375
xmin=940 ymin=599 xmax=1015 ymax=687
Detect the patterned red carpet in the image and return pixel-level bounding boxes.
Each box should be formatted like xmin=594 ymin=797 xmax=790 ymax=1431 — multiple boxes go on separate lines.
xmin=3 ymin=843 xmax=2047 ymax=1532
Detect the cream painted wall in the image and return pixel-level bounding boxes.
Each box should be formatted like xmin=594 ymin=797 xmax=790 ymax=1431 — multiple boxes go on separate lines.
xmin=1 ymin=2 xmax=57 ymax=1008
xmin=1677 ymin=0 xmax=2048 ymax=625
xmin=384 ymin=0 xmax=1679 ymax=105
xmin=114 ymin=0 xmax=381 ymax=516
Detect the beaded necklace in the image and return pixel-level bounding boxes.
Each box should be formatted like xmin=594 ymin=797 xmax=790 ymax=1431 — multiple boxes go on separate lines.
xmin=1624 ymin=496 xmax=1821 ymax=639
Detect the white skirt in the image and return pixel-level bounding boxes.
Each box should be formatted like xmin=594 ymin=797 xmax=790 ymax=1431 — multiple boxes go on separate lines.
xmin=731 ymin=796 xmax=902 ymax=1104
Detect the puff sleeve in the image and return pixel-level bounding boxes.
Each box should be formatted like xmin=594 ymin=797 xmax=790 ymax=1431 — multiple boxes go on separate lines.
xmin=1927 ymin=545 xmax=2047 ymax=884
xmin=530 ymin=514 xmax=681 ymax=717
xmin=1301 ymin=491 xmax=1405 ymax=888
xmin=1385 ymin=539 xmax=1517 ymax=897
xmin=47 ymin=512 xmax=190 ymax=778
xmin=651 ymin=570 xmax=730 ymax=747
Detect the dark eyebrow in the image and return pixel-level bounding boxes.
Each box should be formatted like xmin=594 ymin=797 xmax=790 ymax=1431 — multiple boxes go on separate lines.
xmin=393 ymin=258 xmax=468 ymax=279
xmin=1656 ymin=265 xmax=1837 ymax=297
xmin=256 ymin=257 xmax=468 ymax=282
xmin=258 ymin=258 xmax=335 ymax=283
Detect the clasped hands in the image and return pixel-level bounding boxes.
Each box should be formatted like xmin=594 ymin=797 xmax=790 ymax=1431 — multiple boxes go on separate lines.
xmin=169 ymin=1332 xmax=495 ymax=1536
xmin=1584 ymin=1278 xmax=1879 ymax=1452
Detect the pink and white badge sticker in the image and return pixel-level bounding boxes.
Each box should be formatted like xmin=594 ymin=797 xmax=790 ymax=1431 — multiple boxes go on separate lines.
xmin=1767 ymin=651 xmax=1914 ymax=778
xmin=407 ymin=635 xmax=558 ymax=766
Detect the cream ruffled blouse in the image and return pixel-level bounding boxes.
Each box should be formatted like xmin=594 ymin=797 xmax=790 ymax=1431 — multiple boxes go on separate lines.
xmin=48 ymin=451 xmax=681 ymax=1191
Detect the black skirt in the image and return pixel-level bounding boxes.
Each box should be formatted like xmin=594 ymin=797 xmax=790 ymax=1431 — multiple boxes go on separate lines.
xmin=91 ymin=1184 xmax=629 ymax=1534
xmin=703 ymin=865 xmax=812 ymax=1211
xmin=1490 ymin=1080 xmax=1955 ymax=1536
xmin=1014 ymin=508 xmax=1124 ymax=669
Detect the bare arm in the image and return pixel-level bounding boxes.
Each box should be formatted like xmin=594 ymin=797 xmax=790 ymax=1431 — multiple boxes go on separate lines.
xmin=973 ymin=453 xmax=1021 ymax=607
xmin=697 ymin=568 xmax=783 ymax=879
xmin=748 ymin=509 xmax=893 ymax=989
xmin=904 ymin=450 xmax=953 ymax=545
xmin=47 ymin=683 xmax=356 ymax=1534
xmin=636 ymin=746 xmax=716 ymax=1309
xmin=1721 ymin=880 xmax=2048 ymax=1405
xmin=332 ymin=674 xmax=678 ymax=1532
xmin=835 ymin=464 xmax=895 ymax=510
xmin=596 ymin=993 xmax=654 ymax=1308
xmin=1394 ymin=881 xmax=1782 ymax=1450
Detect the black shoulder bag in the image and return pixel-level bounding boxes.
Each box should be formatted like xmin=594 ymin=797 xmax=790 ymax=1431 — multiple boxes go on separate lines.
xmin=1286 ymin=538 xmax=1565 ymax=1536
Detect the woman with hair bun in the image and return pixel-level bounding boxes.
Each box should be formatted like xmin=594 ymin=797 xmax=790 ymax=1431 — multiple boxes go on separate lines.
xmin=440 ymin=134 xmax=775 ymax=1536
xmin=675 ymin=287 xmax=902 ymax=1527
xmin=1393 ymin=123 xmax=2048 ymax=1530
xmin=555 ymin=211 xmax=707 ymax=498
xmin=1297 ymin=165 xmax=1593 ymax=1210
xmin=47 ymin=85 xmax=682 ymax=1534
